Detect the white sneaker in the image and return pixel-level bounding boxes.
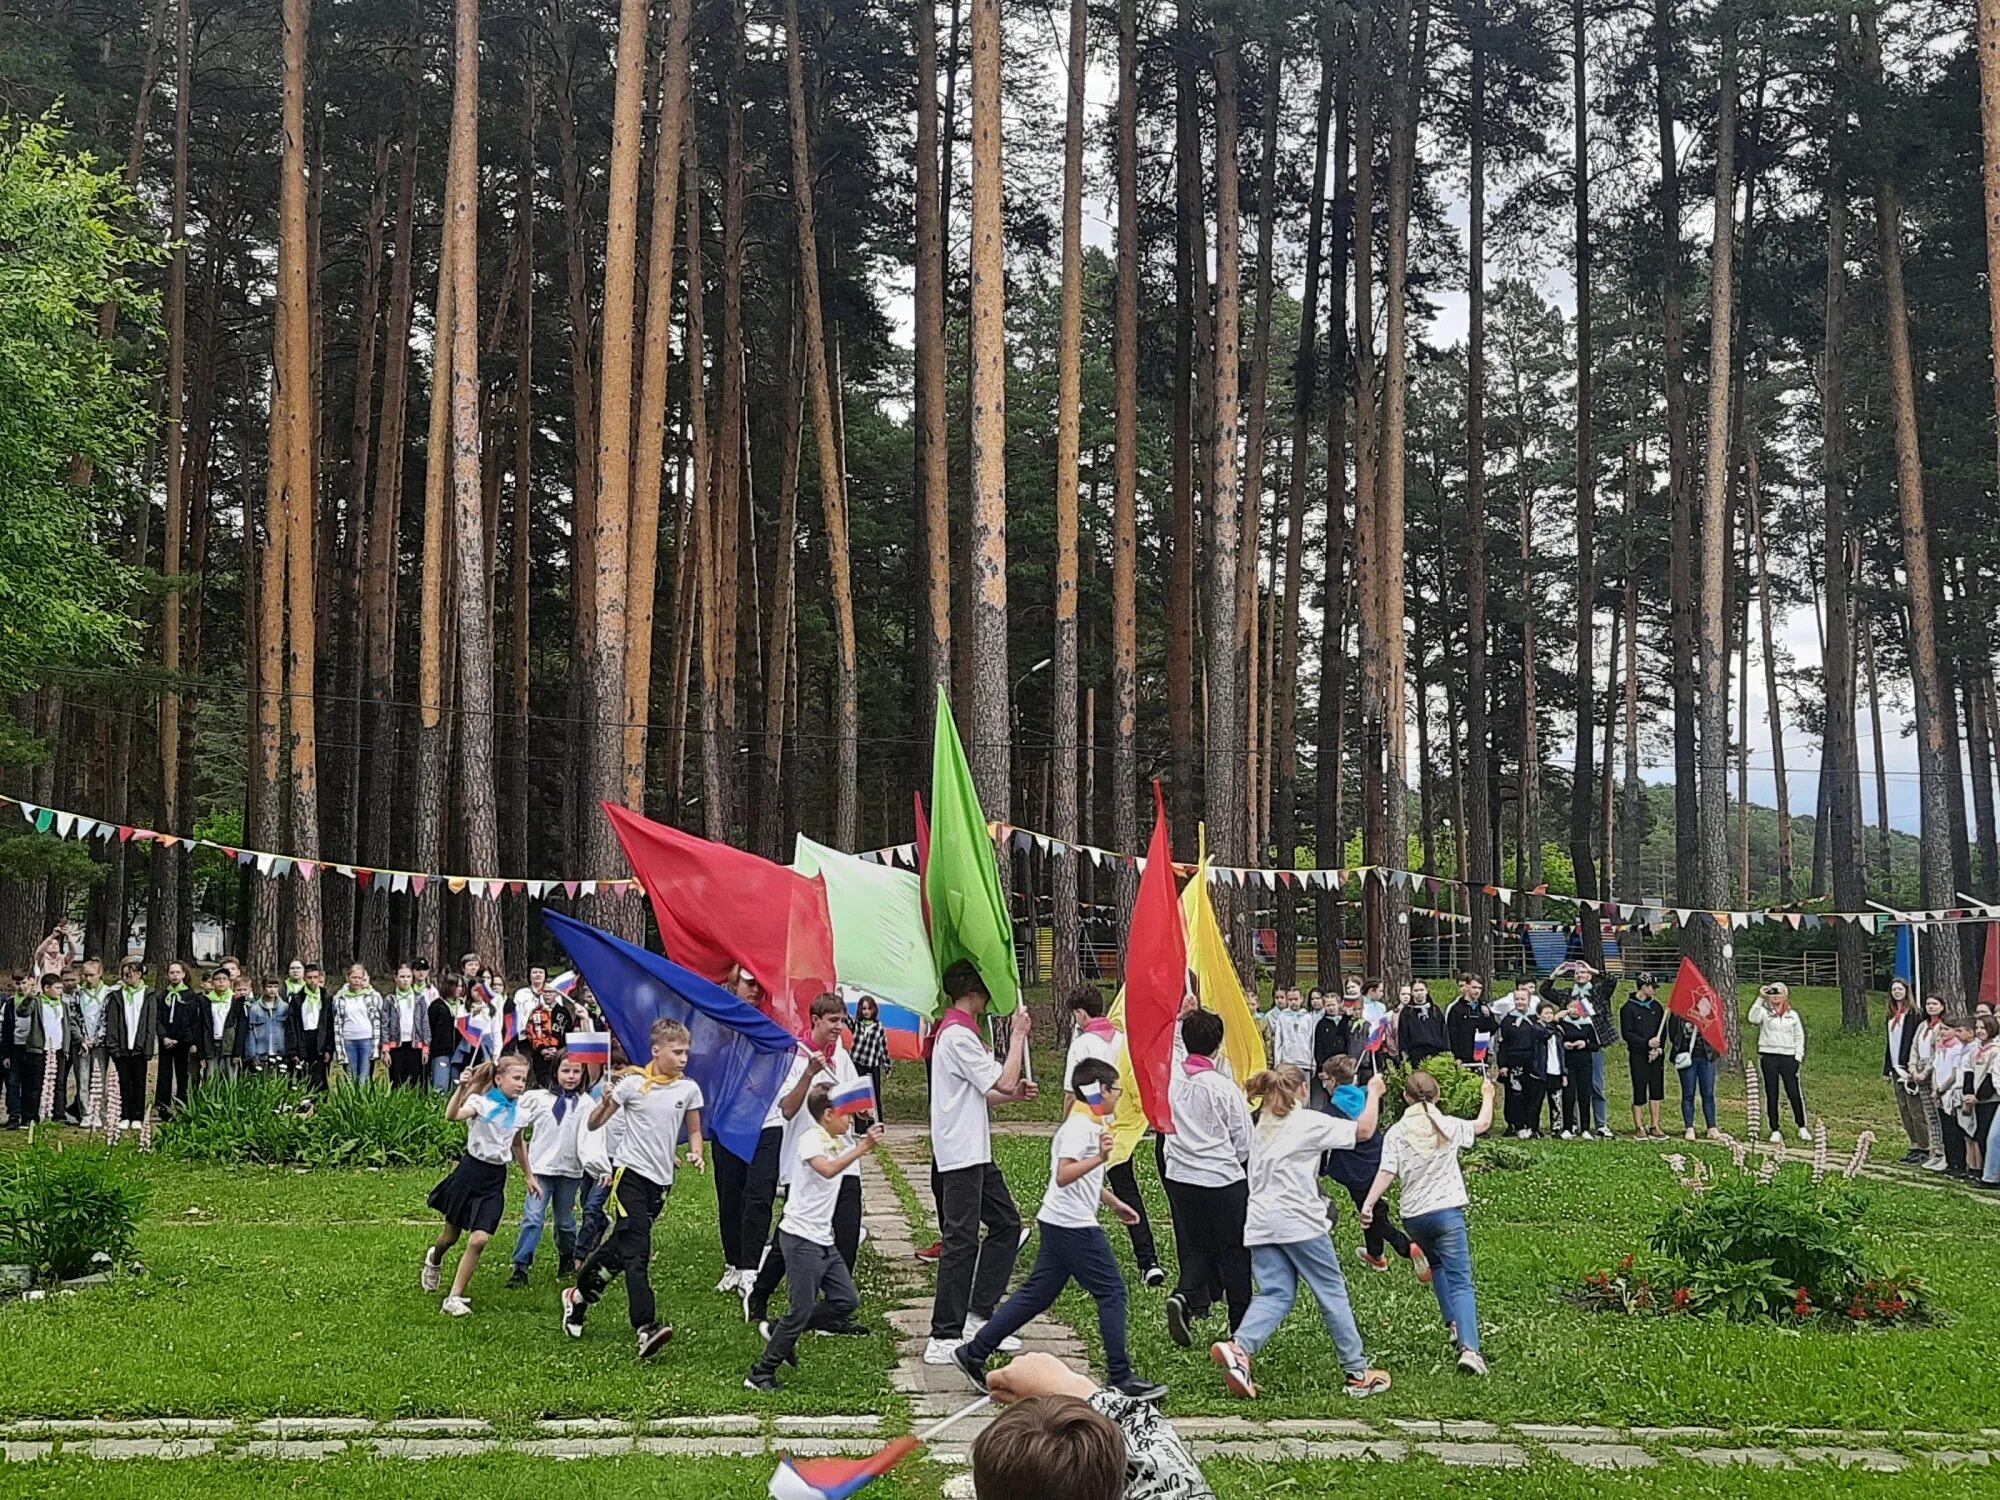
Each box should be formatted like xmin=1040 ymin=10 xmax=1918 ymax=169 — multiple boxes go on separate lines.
xmin=1457 ymin=1347 xmax=1489 ymax=1376
xmin=1514 ymin=1129 xmax=1533 ymax=1140
xmin=715 ymin=1268 xmax=742 ymax=1294
xmin=1923 ymin=1155 xmax=1948 ymax=1172
xmin=1684 ymin=1128 xmax=1696 ymax=1141
xmin=1559 ymin=1130 xmax=1574 ymax=1140
xmin=965 ymin=1318 xmax=1022 ymax=1352
xmin=1798 ymin=1127 xmax=1814 ymax=1144
xmin=421 ymin=1250 xmax=442 ymax=1293
xmin=441 ymin=1295 xmax=471 ymax=1317
xmin=1769 ymin=1131 xmax=1783 ymax=1145
xmin=1598 ymin=1128 xmax=1614 ymax=1140
xmin=560 ymin=1286 xmax=586 ymax=1338
xmin=923 ymin=1338 xmax=964 ymax=1366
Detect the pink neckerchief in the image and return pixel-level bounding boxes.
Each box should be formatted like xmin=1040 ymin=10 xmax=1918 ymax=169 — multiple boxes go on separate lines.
xmin=1182 ymin=1053 xmax=1217 ymax=1078
xmin=933 ymin=1007 xmax=980 ymax=1043
xmin=1081 ymin=1017 xmax=1119 ymax=1042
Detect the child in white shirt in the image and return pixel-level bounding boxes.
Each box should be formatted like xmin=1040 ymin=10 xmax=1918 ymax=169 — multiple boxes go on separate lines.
xmin=509 ymin=1053 xmax=591 ymax=1284
xmin=423 ymin=1054 xmax=543 ymax=1317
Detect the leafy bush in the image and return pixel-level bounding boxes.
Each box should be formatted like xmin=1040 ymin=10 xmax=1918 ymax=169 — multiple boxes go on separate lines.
xmin=160 ymin=1075 xmax=464 ymax=1169
xmin=1379 ymin=1052 xmax=1487 ymax=1124
xmin=0 ymin=1144 xmax=149 ymax=1281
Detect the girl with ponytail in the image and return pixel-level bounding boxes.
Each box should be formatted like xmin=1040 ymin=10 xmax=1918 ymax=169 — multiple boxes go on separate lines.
xmin=1360 ymin=1070 xmax=1496 ymax=1375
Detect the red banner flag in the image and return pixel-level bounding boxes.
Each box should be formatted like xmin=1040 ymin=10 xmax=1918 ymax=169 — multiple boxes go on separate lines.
xmin=1982 ymin=922 xmax=2000 ymax=1008
xmin=1124 ymin=781 xmax=1188 ymax=1132
xmin=603 ymin=802 xmax=836 ymax=1038
xmin=1668 ymin=955 xmax=1729 ymax=1057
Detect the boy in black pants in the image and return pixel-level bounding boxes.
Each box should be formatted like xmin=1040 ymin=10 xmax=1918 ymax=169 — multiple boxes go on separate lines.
xmin=1318 ymin=1055 xmax=1427 ymax=1280
xmin=562 ymin=1018 xmax=704 ymax=1360
xmin=1162 ymin=1009 xmax=1254 ymax=1349
xmin=744 ymin=1084 xmax=883 ymax=1391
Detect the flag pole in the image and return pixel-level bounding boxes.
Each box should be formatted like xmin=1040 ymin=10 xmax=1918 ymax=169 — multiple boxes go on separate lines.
xmin=917 ymin=1396 xmax=993 ymax=1443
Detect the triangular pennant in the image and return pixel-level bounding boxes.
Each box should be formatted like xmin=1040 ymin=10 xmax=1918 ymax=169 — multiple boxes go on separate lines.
xmin=580 ymin=880 xmax=598 ymax=897
xmin=446 ymin=876 xmax=465 ymax=893
xmin=527 ymin=880 xmax=548 ymax=899
xmin=33 ymin=808 xmax=53 ymax=834
xmin=563 ymin=880 xmax=580 ymax=899
xmin=1675 ymin=908 xmax=1694 ymax=926
xmin=355 ymin=869 xmax=373 ymax=890
xmin=18 ymin=802 xmax=39 ymax=825
xmin=295 ymin=860 xmax=316 ymax=881
xmin=411 ymin=874 xmax=428 ymax=897
xmin=53 ymin=811 xmax=75 ymax=837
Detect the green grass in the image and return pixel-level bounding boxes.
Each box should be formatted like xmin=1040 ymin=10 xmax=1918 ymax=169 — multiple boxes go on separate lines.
xmin=1203 ymin=1458 xmax=2000 ymax=1498
xmin=0 ymin=1160 xmax=904 ymax=1424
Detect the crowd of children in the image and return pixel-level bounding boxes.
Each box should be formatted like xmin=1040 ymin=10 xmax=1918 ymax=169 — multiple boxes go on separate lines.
xmin=1884 ymin=980 xmax=2000 ymax=1185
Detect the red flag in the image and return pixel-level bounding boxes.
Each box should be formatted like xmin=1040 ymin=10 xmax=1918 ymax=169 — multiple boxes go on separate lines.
xmin=912 ymin=791 xmax=933 ymax=933
xmin=1981 ymin=922 xmax=2000 ymax=1008
xmin=1668 ymin=955 xmax=1729 ymax=1057
xmin=603 ymin=802 xmax=836 ymax=1038
xmin=1124 ymin=781 xmax=1187 ymax=1132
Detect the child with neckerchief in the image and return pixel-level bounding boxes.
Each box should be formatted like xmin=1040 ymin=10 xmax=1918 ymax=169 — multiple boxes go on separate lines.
xmin=423 ymin=1054 xmax=545 ymax=1316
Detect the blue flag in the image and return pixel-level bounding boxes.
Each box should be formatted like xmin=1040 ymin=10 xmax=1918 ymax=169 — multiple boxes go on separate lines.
xmin=544 ymin=910 xmax=800 ymax=1162
xmin=1894 ymin=924 xmax=1914 ymax=985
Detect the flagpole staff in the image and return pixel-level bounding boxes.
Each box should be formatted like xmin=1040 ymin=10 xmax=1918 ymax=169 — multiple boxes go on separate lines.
xmin=918 ymin=1396 xmax=993 ymax=1442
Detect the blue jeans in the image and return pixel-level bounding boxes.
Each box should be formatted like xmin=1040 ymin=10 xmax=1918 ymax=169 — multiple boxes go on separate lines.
xmin=1405 ymin=1206 xmax=1480 ymax=1352
xmin=1590 ymin=1052 xmax=1609 ymax=1129
xmin=430 ymin=1055 xmax=454 ymax=1093
xmin=1235 ymin=1236 xmax=1367 ymax=1376
xmin=1983 ymin=1107 xmax=2000 ymax=1185
xmin=1678 ymin=1056 xmax=1718 ymax=1129
xmin=964 ymin=1222 xmax=1132 ymax=1384
xmin=342 ymin=1039 xmax=374 ymax=1082
xmin=513 ymin=1173 xmax=583 ymax=1268
xmin=579 ymin=1178 xmax=614 ymax=1259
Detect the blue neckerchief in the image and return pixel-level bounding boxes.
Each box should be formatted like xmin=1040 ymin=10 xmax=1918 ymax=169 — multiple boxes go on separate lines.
xmin=551 ymin=1086 xmax=582 ymax=1123
xmin=484 ymin=1087 xmax=520 ymax=1130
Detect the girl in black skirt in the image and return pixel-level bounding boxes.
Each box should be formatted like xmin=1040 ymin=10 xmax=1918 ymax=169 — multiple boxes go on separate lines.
xmin=423 ymin=1054 xmax=543 ymax=1317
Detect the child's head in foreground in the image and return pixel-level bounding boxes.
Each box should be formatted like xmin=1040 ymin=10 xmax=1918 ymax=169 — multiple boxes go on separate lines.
xmin=972 ymin=1394 xmax=1125 ymax=1500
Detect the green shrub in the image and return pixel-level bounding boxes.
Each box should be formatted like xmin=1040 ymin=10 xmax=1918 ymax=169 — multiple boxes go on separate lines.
xmin=160 ymin=1075 xmax=464 ymax=1169
xmin=0 ymin=1144 xmax=149 ymax=1281
xmin=1379 ymin=1052 xmax=1487 ymax=1124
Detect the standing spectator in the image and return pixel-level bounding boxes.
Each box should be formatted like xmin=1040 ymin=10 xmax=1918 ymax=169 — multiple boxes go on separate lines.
xmin=334 ymin=964 xmax=383 ymax=1083
xmin=32 ymin=922 xmax=78 ymax=982
xmin=1619 ymin=974 xmax=1670 ymax=1139
xmin=1542 ymin=962 xmax=1617 ymax=1137
xmin=286 ymin=963 xmax=336 ymax=1090
xmin=20 ymin=973 xmax=77 ymax=1124
xmin=103 ymin=961 xmax=155 ymax=1130
xmin=155 ymin=960 xmax=196 ymax=1115
xmin=74 ymin=957 xmax=112 ymax=1127
xmin=1396 ymin=981 xmax=1448 ymax=1067
xmin=1668 ymin=994 xmax=1721 ymax=1141
xmin=1967 ymin=1014 xmax=1998 ymax=1181
xmin=1445 ymin=975 xmax=1495 ymax=1066
xmin=1911 ymin=993 xmax=1949 ymax=1169
xmin=1932 ymin=1015 xmax=1976 ymax=1179
xmin=1495 ymin=982 xmax=1545 ymax=1138
xmin=1553 ymin=998 xmax=1598 ymax=1139
xmin=1884 ymin=980 xmax=1929 ymax=1164
xmin=850 ymin=994 xmax=891 ymax=1123
xmin=0 ymin=971 xmax=16 ymax=1127
xmin=1748 ymin=982 xmax=1810 ymax=1145
xmin=193 ymin=966 xmax=245 ymax=1087
xmin=246 ymin=976 xmax=289 ymax=1074
xmin=428 ymin=976 xmax=465 ymax=1093
xmin=383 ymin=964 xmax=430 ymax=1089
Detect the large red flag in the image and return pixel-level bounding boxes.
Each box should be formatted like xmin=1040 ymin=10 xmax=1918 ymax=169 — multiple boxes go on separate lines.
xmin=603 ymin=802 xmax=834 ymax=1038
xmin=1668 ymin=955 xmax=1729 ymax=1058
xmin=1124 ymin=781 xmax=1188 ymax=1132
xmin=1981 ymin=922 xmax=1999 ymax=1008
xmin=912 ymin=791 xmax=932 ymax=932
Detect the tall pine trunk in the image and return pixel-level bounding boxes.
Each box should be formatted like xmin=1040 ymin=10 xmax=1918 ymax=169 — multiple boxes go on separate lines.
xmin=1464 ymin=0 xmax=1493 ymax=983
xmin=1352 ymin=14 xmax=1383 ymax=974
xmin=915 ymin=0 xmax=951 ymax=713
xmin=1238 ymin=43 xmax=1280 ymax=862
xmin=1207 ymin=16 xmax=1246 ymax=938
xmin=157 ymin=0 xmax=191 ymax=969
xmin=1111 ymin=0 xmax=1141 ymax=923
xmin=1568 ymin=0 xmax=1600 ymax=964
xmin=964 ymin=0 xmax=1009 ymax=814
xmin=1316 ymin=56 xmax=1352 ymax=977
xmin=1168 ymin=9 xmax=1198 ymax=842
xmin=1749 ymin=449 xmax=1793 ymax=900
xmin=507 ymin=35 xmax=538 ymax=969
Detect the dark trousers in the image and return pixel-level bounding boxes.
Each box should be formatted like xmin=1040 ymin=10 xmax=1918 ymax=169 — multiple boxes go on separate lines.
xmin=1939 ymin=1108 xmax=1969 ymax=1173
xmin=579 ymin=1178 xmax=613 ymax=1259
xmin=1760 ymin=1052 xmax=1805 ymax=1130
xmin=1163 ymin=1175 xmax=1251 ymax=1332
xmin=1562 ymin=1071 xmax=1593 ymax=1134
xmin=1629 ymin=1054 xmax=1665 ymax=1106
xmin=576 ymin=1169 xmax=668 ymax=1330
xmin=965 ymin=1222 xmax=1132 ymax=1384
xmin=1104 ymin=1158 xmax=1158 ymax=1271
xmin=1337 ymin=1177 xmax=1412 ymax=1260
xmin=714 ymin=1126 xmax=784 ymax=1271
xmin=866 ymin=1065 xmax=887 ymax=1123
xmin=748 ymin=1175 xmax=863 ymax=1319
xmin=386 ymin=1044 xmax=425 ymax=1089
xmin=3 ymin=1052 xmax=23 ymax=1122
xmin=303 ymin=1048 xmax=329 ymax=1092
xmin=18 ymin=1051 xmax=61 ymax=1123
xmin=751 ymin=1231 xmax=858 ymax=1378
xmin=154 ymin=1044 xmax=190 ymax=1113
xmin=111 ymin=1055 xmax=148 ymax=1119
xmin=930 ymin=1161 xmax=1023 ymax=1340
xmin=1502 ymin=1074 xmax=1542 ymax=1134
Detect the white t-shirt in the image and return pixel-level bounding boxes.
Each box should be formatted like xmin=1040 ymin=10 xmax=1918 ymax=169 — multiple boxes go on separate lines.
xmin=930 ymin=1019 xmax=1003 ymax=1172
xmin=38 ymin=1000 xmax=65 ymax=1052
xmin=522 ymin=1088 xmax=591 ymax=1176
xmin=780 ymin=1123 xmax=847 ymax=1246
xmin=1243 ymin=1108 xmax=1357 ymax=1246
xmin=1039 ymin=1110 xmax=1110 ymax=1230
xmin=394 ymin=993 xmax=417 ymax=1043
xmin=209 ymin=998 xmax=232 ymax=1040
xmin=1063 ymin=1027 xmax=1118 ymax=1096
xmin=337 ymin=989 xmax=378 ymax=1041
xmin=121 ymin=990 xmax=143 ymax=1042
xmin=1377 ymin=1109 xmax=1478 ymax=1220
xmin=301 ymin=993 xmax=323 ymax=1033
xmin=463 ymin=1090 xmax=548 ymax=1165
xmin=1163 ymin=1066 xmax=1254 ymax=1187
xmin=609 ymin=1073 xmax=705 ymax=1186
xmin=766 ymin=1052 xmax=811 ymax=1131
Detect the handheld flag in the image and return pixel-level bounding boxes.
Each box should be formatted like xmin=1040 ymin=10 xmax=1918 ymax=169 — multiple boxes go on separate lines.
xmin=564 ymin=1031 xmax=610 ymax=1066
xmin=545 ymin=910 xmax=801 ymax=1161
xmin=471 ymin=980 xmax=498 ymax=1009
xmin=794 ymin=834 xmax=940 ymax=1017
xmin=456 ymin=1011 xmax=498 ymax=1056
xmin=1076 ymin=1077 xmax=1114 ymax=1117
xmin=1124 ymin=780 xmax=1188 ymax=1133
xmin=1183 ymin=828 xmax=1268 ymax=1082
xmin=1364 ymin=1015 xmax=1391 ymax=1054
xmin=1668 ymin=955 xmax=1730 ymax=1058
xmin=768 ymin=1396 xmax=989 ymax=1500
xmin=1472 ymin=1033 xmax=1491 ymax=1064
xmin=1893 ymin=924 xmax=1914 ymax=985
xmin=603 ymin=802 xmax=836 ymax=1038
xmin=549 ymin=970 xmax=580 ymax=996
xmin=826 ymin=1075 xmax=876 ymax=1118
xmin=924 ymin=691 xmax=1021 ymax=1015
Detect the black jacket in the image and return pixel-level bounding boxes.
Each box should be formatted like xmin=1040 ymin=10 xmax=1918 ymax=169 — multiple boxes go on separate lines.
xmin=104 ymin=988 xmax=158 ymax=1058
xmin=1619 ymin=997 xmax=1669 ymax=1057
xmin=1446 ymin=998 xmax=1496 ymax=1063
xmin=1497 ymin=1012 xmax=1541 ymax=1073
xmin=1666 ymin=1013 xmax=1719 ymax=1064
xmin=194 ymin=995 xmax=247 ymax=1059
xmin=1884 ymin=1006 xmax=1919 ymax=1079
xmin=1313 ymin=1013 xmax=1347 ymax=1072
xmin=282 ymin=986 xmax=335 ymax=1058
xmin=156 ymin=985 xmax=199 ymax=1051
xmin=1398 ymin=1000 xmax=1449 ymax=1062
xmin=428 ymin=997 xmax=461 ymax=1056
xmin=1553 ymin=1015 xmax=1598 ymax=1077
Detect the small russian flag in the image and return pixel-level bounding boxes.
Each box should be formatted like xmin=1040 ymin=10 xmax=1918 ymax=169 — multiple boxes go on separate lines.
xmin=1473 ymin=1033 xmax=1491 ymax=1063
xmin=549 ymin=970 xmax=580 ymax=996
xmin=826 ymin=1075 xmax=876 ymax=1117
xmin=1077 ymin=1077 xmax=1114 ymax=1116
xmin=565 ymin=1030 xmax=610 ymax=1065
xmin=457 ymin=1012 xmax=498 ymax=1054
xmin=769 ymin=1439 xmax=918 ymax=1500
xmin=472 ymin=980 xmax=498 ymax=1008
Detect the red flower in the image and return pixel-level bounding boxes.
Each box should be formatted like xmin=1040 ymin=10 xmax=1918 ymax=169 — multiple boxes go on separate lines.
xmin=1617 ymin=1253 xmax=1636 ymax=1273
xmin=1671 ymin=1287 xmax=1692 ymax=1310
xmin=1792 ymin=1287 xmax=1813 ymax=1317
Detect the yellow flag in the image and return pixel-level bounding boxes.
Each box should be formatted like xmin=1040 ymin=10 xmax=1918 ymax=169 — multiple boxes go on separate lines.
xmin=1105 ymin=984 xmax=1150 ymax=1165
xmin=1184 ymin=835 xmax=1268 ymax=1084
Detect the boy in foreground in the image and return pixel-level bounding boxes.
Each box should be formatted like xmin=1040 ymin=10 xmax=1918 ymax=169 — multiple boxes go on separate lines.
xmin=973 ymin=1352 xmax=1212 ymax=1500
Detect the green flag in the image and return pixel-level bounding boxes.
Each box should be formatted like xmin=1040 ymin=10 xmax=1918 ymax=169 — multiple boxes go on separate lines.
xmin=793 ymin=834 xmax=942 ymax=1017
xmin=924 ymin=690 xmax=1020 ymax=1015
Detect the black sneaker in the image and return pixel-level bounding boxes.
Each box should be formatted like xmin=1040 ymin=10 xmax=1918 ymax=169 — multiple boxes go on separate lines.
xmin=1142 ymin=1266 xmax=1166 ymax=1288
xmin=1115 ymin=1377 xmax=1169 ymax=1403
xmin=951 ymin=1342 xmax=989 ymax=1391
xmin=506 ymin=1266 xmax=530 ymax=1289
xmin=636 ymin=1323 xmax=675 ymax=1360
xmin=1165 ymin=1293 xmax=1191 ymax=1349
xmin=743 ymin=1371 xmax=781 ymax=1393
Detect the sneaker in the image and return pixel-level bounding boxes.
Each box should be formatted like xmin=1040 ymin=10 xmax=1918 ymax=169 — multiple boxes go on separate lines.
xmin=922 ymin=1337 xmax=964 ymax=1366
xmin=965 ymin=1317 xmax=1021 ymax=1353
xmin=1649 ymin=1128 xmax=1668 ymax=1139
xmin=1513 ymin=1128 xmax=1533 ymax=1139
xmin=636 ymin=1323 xmax=675 ymax=1360
xmin=1344 ymin=1368 xmax=1393 ymax=1399
xmin=1685 ymin=1128 xmax=1697 ymax=1141
xmin=1355 ymin=1249 xmax=1389 ymax=1272
xmin=715 ymin=1268 xmax=744 ymax=1294
xmin=952 ymin=1343 xmax=989 ymax=1392
xmin=1558 ymin=1130 xmax=1574 ymax=1140
xmin=1924 ymin=1155 xmax=1948 ymax=1172
xmin=1211 ymin=1340 xmax=1257 ymax=1400
xmin=560 ymin=1286 xmax=586 ymax=1338
xmin=1409 ymin=1245 xmax=1432 ymax=1285
xmin=1706 ymin=1127 xmax=1724 ymax=1141
xmin=1457 ymin=1348 xmax=1489 ymax=1376
xmin=1115 ymin=1377 xmax=1169 ymax=1402
xmin=743 ymin=1371 xmax=781 ymax=1393
xmin=1598 ymin=1128 xmax=1615 ymax=1140
xmin=1798 ymin=1127 xmax=1814 ymax=1144
xmin=758 ymin=1319 xmax=773 ymax=1341
xmin=1165 ymin=1293 xmax=1192 ymax=1349
xmin=1143 ymin=1266 xmax=1166 ymax=1288
xmin=1769 ymin=1130 xmax=1784 ymax=1145
xmin=441 ymin=1295 xmax=471 ymax=1317
xmin=421 ymin=1250 xmax=442 ymax=1293
xmin=915 ymin=1242 xmax=943 ymax=1264
xmin=506 ymin=1266 xmax=530 ymax=1289
xmin=741 ymin=1280 xmax=756 ymax=1324
xmin=817 ymin=1321 xmax=871 ymax=1338
xmin=1900 ymin=1149 xmax=1927 ymax=1165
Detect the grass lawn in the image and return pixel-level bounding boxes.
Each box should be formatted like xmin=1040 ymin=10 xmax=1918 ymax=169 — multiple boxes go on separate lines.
xmin=1201 ymin=1457 xmax=2000 ymax=1498
xmin=0 ymin=1159 xmax=905 ymax=1424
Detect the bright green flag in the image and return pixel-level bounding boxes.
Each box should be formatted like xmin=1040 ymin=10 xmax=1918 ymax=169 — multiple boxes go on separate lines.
xmin=924 ymin=690 xmax=1021 ymax=1015
xmin=793 ymin=834 xmax=942 ymax=1017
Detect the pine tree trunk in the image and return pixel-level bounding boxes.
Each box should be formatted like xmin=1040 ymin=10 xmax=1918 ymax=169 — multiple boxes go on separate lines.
xmin=711 ymin=0 xmax=750 ymax=838
xmin=1568 ymin=0 xmax=1600 ymax=965
xmin=1168 ymin=9 xmax=1198 ymax=844
xmin=785 ymin=0 xmax=859 ymax=847
xmin=1748 ymin=448 xmax=1793 ymax=901
xmin=1463 ymin=0 xmax=1493 ymax=983
xmin=1316 ymin=55 xmax=1352 ymax=978
xmin=1694 ymin=23 xmax=1739 ymax=1049
xmin=915 ymin=0 xmax=951 ymax=712
xmin=1275 ymin=29 xmax=1334 ymax=988
xmin=1207 ymin=15 xmax=1247 ymax=927
xmin=157 ymin=0 xmax=191 ymax=969
xmin=1518 ymin=442 xmax=1539 ymax=899
xmin=1862 ymin=617 xmax=1892 ymax=886
xmin=1238 ymin=43 xmax=1280 ymax=863
xmin=963 ymin=0 xmax=1009 ymax=816
xmin=1108 ymin=0 xmax=1142 ymax=933
xmin=1619 ymin=439 xmax=1643 ymax=901
xmin=1980 ymin=0 xmax=2000 ymax=514
xmin=759 ymin=309 xmax=805 ymax=859
xmin=508 ymin=36 xmax=538 ymax=971
xmin=1352 ymin=13 xmax=1383 ymax=974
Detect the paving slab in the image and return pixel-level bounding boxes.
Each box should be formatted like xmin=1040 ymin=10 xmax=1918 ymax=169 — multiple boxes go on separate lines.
xmin=1927 ymin=1451 xmax=1996 ymax=1467
xmin=238 ymin=1440 xmax=350 ymax=1460
xmin=536 ymin=1418 xmax=632 ymax=1435
xmin=254 ymin=1417 xmax=372 ymax=1435
xmin=1546 ymin=1443 xmax=1656 ymax=1469
xmin=776 ymin=1415 xmax=883 ymax=1434
xmin=1260 ymin=1419 xmax=1382 ymax=1437
xmin=635 ymin=1436 xmax=766 ymax=1457
xmin=509 ymin=1437 xmax=638 ymax=1459
xmin=1411 ymin=1441 xmax=1527 ymax=1467
xmin=777 ymin=1437 xmax=891 ymax=1458
xmin=82 ymin=1438 xmax=217 ymax=1460
xmin=370 ymin=1438 xmax=496 ymax=1459
xmin=647 ymin=1415 xmax=761 ymax=1434
xmin=1518 ymin=1423 xmax=1623 ymax=1441
xmin=1793 ymin=1447 xmax=1907 ymax=1472
xmin=1388 ymin=1419 xmax=1502 ymax=1439
xmin=388 ymin=1417 xmax=492 ymax=1434
xmin=1673 ymin=1446 xmax=1793 ymax=1469
xmin=1 ymin=1443 xmax=53 ymax=1463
